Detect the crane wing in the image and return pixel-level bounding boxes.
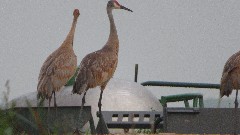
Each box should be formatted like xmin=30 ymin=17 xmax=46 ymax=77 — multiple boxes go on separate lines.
xmin=51 ymin=52 xmax=77 ymax=87
xmin=223 ymin=51 xmax=240 ymax=74
xmin=37 ymin=50 xmax=77 ymax=99
xmin=221 ymin=51 xmax=240 ymax=97
xmin=73 ymin=50 xmax=117 ymax=95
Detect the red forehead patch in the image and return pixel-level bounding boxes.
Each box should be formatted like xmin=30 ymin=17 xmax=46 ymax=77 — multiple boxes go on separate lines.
xmin=114 ymin=0 xmax=121 ymax=6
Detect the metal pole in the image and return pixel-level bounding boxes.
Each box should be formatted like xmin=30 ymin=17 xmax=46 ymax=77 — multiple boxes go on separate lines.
xmin=141 ymin=81 xmax=220 ymax=89
xmin=184 ymin=100 xmax=190 ymax=108
xmin=134 ymin=64 xmax=138 ymax=82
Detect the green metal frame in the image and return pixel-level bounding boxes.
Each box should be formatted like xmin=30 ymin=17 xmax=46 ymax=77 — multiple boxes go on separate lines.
xmin=160 ymin=93 xmax=204 ymax=108
xmin=141 ymin=81 xmax=220 ymax=89
xmin=141 ymin=81 xmax=220 ymax=108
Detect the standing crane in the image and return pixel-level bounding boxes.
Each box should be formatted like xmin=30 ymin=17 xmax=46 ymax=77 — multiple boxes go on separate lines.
xmin=220 ymin=51 xmax=240 ymax=108
xmin=37 ymin=9 xmax=79 ymax=111
xmin=220 ymin=50 xmax=240 ymax=134
xmin=72 ymin=0 xmax=133 ymax=114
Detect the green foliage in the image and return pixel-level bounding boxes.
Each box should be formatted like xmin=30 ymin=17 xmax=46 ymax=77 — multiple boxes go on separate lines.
xmin=0 ymin=80 xmax=46 ymax=134
xmin=0 ymin=107 xmax=16 ymax=135
xmin=0 ymin=80 xmax=16 ymax=135
xmin=135 ymin=128 xmax=163 ymax=134
xmin=0 ymin=80 xmax=57 ymax=134
xmin=0 ymin=80 xmax=91 ymax=134
xmin=65 ymin=66 xmax=79 ymax=86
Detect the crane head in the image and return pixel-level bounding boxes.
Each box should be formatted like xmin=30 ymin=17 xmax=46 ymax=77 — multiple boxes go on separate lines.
xmin=73 ymin=9 xmax=80 ymax=17
xmin=107 ymin=0 xmax=133 ymax=12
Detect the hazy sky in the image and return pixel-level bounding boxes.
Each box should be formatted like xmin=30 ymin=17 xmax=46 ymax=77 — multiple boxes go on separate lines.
xmin=1 ymin=0 xmax=240 ymax=103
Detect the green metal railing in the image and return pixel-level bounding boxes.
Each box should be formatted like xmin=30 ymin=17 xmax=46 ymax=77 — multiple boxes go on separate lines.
xmin=141 ymin=81 xmax=220 ymax=89
xmin=160 ymin=93 xmax=204 ymax=108
xmin=141 ymin=81 xmax=220 ymax=108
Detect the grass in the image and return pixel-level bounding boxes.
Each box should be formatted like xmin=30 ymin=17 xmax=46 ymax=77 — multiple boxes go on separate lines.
xmin=0 ymin=80 xmax=48 ymax=135
xmin=0 ymin=80 xmax=85 ymax=135
xmin=0 ymin=80 xmax=16 ymax=135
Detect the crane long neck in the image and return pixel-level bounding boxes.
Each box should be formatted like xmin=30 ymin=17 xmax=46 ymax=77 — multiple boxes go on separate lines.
xmin=62 ymin=16 xmax=78 ymax=48
xmin=105 ymin=8 xmax=119 ymax=49
xmin=108 ymin=9 xmax=117 ymax=39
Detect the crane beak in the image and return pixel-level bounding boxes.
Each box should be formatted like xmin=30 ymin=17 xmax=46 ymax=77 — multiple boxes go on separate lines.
xmin=120 ymin=5 xmax=133 ymax=12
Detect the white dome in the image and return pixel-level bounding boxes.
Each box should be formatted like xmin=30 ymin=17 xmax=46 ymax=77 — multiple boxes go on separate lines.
xmin=11 ymin=78 xmax=163 ymax=126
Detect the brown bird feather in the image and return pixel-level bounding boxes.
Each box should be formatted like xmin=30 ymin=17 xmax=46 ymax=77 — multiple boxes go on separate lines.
xmin=37 ymin=9 xmax=79 ymax=101
xmin=72 ymin=1 xmax=126 ymax=95
xmin=72 ymin=1 xmax=132 ymax=117
xmin=220 ymin=51 xmax=240 ymax=97
xmin=72 ymin=44 xmax=118 ymax=95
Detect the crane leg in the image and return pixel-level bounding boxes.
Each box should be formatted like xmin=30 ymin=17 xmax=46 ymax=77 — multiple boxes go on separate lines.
xmin=234 ymin=89 xmax=239 ymax=108
xmin=234 ymin=89 xmax=239 ymax=135
xmin=98 ymin=90 xmax=104 ymax=114
xmin=53 ymin=91 xmax=58 ymax=117
xmin=47 ymin=97 xmax=52 ymax=132
xmin=98 ymin=84 xmax=107 ymax=114
xmin=75 ymin=92 xmax=87 ymax=133
xmin=48 ymin=98 xmax=51 ymax=114
xmin=53 ymin=91 xmax=57 ymax=108
xmin=48 ymin=92 xmax=53 ymax=114
xmin=81 ymin=91 xmax=87 ymax=111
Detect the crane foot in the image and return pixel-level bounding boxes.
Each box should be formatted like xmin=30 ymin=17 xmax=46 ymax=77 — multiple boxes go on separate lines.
xmin=234 ymin=100 xmax=239 ymax=109
xmin=82 ymin=96 xmax=85 ymax=105
xmin=98 ymin=102 xmax=102 ymax=114
xmin=73 ymin=128 xmax=82 ymax=135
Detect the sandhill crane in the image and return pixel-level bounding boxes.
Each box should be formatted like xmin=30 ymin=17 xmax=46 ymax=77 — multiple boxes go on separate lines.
xmin=72 ymin=0 xmax=133 ymax=114
xmin=220 ymin=51 xmax=240 ymax=108
xmin=220 ymin=50 xmax=240 ymax=134
xmin=37 ymin=9 xmax=79 ymax=111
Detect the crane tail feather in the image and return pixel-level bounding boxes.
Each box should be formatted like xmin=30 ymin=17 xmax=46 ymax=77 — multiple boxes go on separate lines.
xmin=72 ymin=82 xmax=87 ymax=95
xmin=220 ymin=73 xmax=233 ymax=98
xmin=37 ymin=77 xmax=53 ymax=100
